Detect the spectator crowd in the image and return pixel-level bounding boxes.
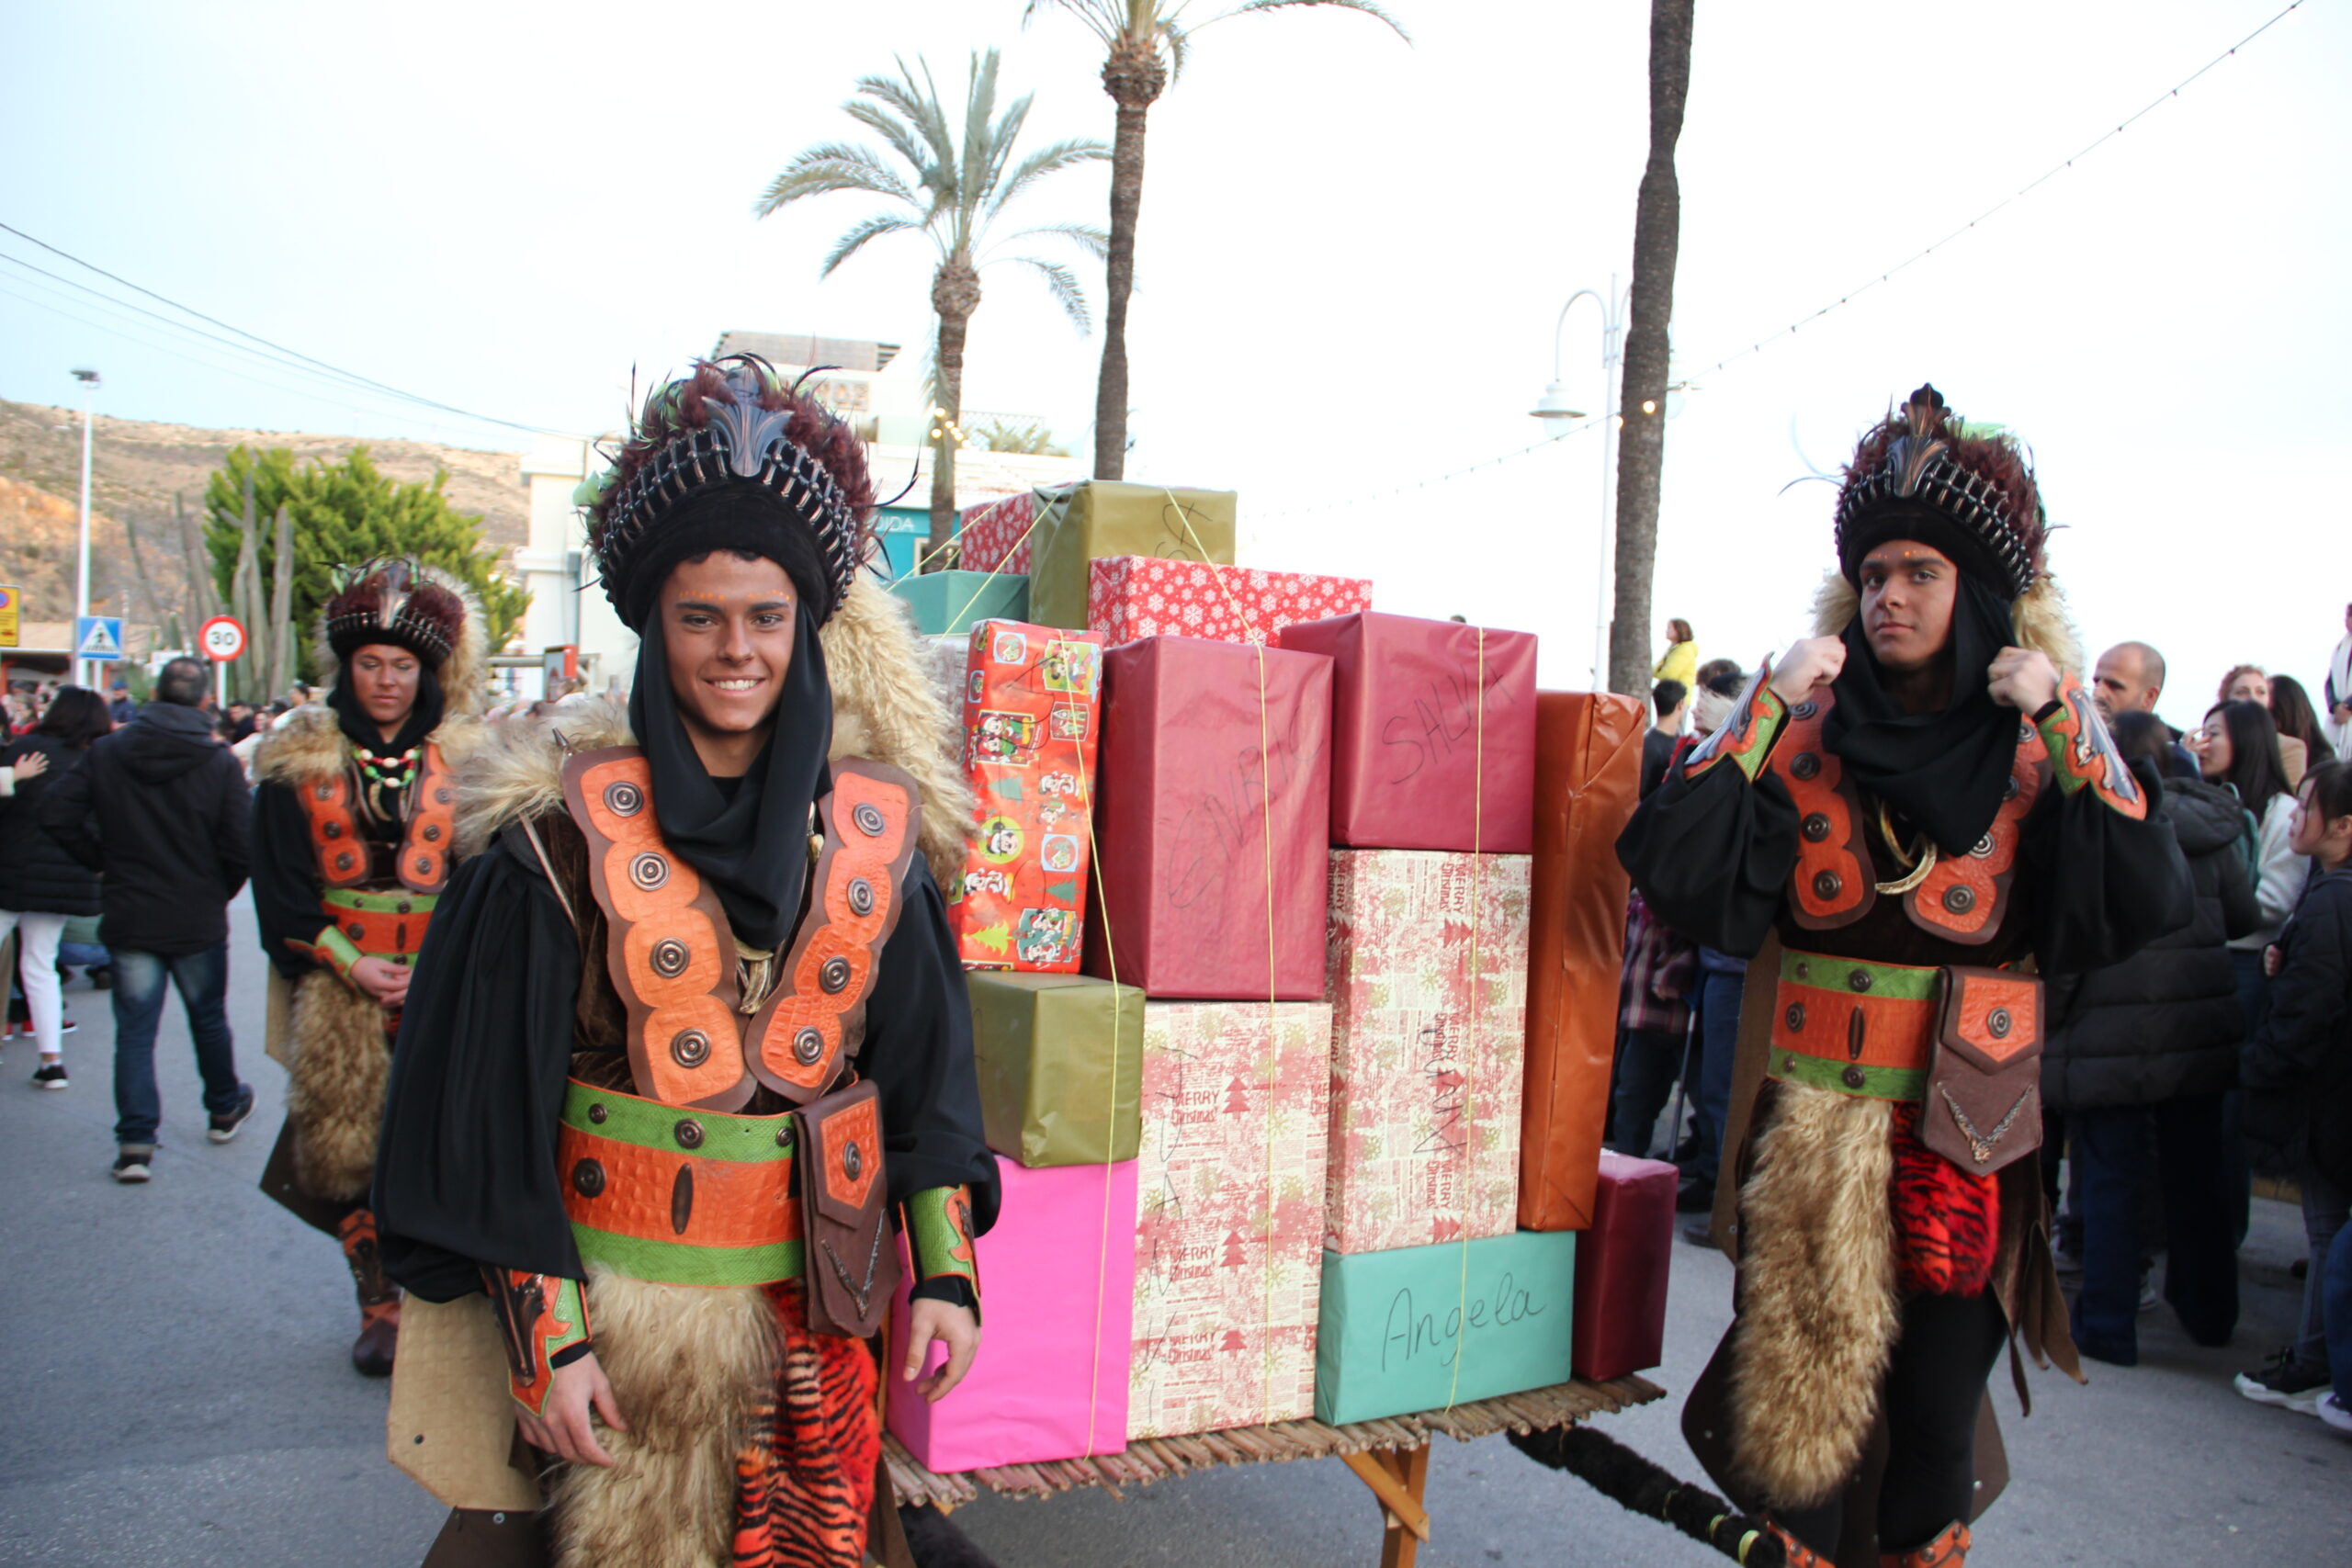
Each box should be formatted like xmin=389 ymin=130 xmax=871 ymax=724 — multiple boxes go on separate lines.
xmin=1611 ymin=612 xmax=2352 ymax=1439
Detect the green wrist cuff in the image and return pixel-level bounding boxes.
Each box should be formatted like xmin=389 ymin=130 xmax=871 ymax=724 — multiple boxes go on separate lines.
xmin=902 ymin=1185 xmax=980 ymax=1300
xmin=1683 ymin=663 xmax=1787 ymax=784
xmin=2036 ymin=671 xmax=2149 ymax=819
xmin=313 ymin=927 xmax=364 ymax=981
xmin=486 ymin=1269 xmax=592 ymax=1418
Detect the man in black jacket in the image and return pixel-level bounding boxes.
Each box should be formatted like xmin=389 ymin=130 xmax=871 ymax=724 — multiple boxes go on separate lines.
xmin=41 ymin=657 xmax=254 ymax=1183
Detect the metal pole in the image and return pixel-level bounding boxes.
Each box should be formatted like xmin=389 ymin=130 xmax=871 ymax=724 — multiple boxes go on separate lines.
xmin=1595 ymin=276 xmax=1621 ymax=693
xmin=74 ymin=376 xmax=95 ymax=689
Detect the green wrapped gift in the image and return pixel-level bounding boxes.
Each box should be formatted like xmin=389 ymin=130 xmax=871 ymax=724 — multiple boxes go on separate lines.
xmin=1027 ymin=481 xmax=1237 ymax=631
xmin=891 ymin=571 xmax=1030 ymax=635
xmin=969 ymin=972 xmax=1144 ymax=1168
xmin=1312 ymin=1231 xmax=1576 ymax=1426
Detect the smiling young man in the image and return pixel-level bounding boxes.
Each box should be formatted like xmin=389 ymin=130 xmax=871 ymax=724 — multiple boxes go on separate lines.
xmin=1617 ymin=387 xmax=2190 ymax=1567
xmin=249 ymin=559 xmax=485 ymax=1375
xmin=372 ymin=358 xmax=996 ymax=1568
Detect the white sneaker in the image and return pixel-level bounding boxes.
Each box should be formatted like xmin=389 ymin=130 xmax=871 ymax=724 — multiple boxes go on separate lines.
xmin=2320 ymin=1393 xmax=2352 ymax=1436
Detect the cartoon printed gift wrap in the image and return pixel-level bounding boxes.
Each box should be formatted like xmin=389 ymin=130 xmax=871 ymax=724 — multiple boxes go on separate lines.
xmin=947 ymin=619 xmax=1107 ymax=973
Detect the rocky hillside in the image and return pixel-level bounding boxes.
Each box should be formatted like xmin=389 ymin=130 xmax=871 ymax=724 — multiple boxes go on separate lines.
xmin=0 ymin=399 xmax=524 ymax=633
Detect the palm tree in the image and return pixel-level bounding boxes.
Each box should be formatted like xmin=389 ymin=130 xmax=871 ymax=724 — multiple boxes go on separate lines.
xmin=757 ymin=50 xmax=1108 ymax=559
xmin=1606 ymin=0 xmax=1693 ymax=695
xmin=1023 ymin=1 xmax=1407 ymax=481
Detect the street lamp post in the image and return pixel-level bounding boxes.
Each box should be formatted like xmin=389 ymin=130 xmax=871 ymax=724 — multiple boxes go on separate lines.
xmin=1530 ymin=281 xmax=1624 ymax=689
xmin=71 ymin=367 xmax=100 ymax=688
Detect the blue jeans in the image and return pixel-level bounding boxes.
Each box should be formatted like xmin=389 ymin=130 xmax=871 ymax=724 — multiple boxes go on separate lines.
xmin=2298 ymin=1164 xmax=2350 ymax=1374
xmin=1685 ymin=969 xmax=1744 ymax=1186
xmin=110 ymin=943 xmax=243 ymax=1147
xmin=2067 ymin=1097 xmax=2237 ymax=1364
xmin=2325 ymin=1220 xmax=2352 ymax=1404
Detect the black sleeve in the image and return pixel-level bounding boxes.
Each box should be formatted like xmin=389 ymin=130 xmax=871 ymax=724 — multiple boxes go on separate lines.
xmin=2023 ymin=760 xmax=2196 ymax=976
xmin=375 ymin=840 xmax=586 ymax=1301
xmin=2217 ymin=833 xmax=2261 ymax=943
xmin=35 ymin=749 xmax=101 ymax=871
xmin=252 ymin=781 xmax=331 ymax=979
xmin=2242 ymin=888 xmax=2349 ymax=1093
xmin=1613 ymin=750 xmax=1800 ymax=959
xmin=211 ymin=753 xmax=251 ymax=899
xmin=856 ymin=855 xmax=1001 ymax=1239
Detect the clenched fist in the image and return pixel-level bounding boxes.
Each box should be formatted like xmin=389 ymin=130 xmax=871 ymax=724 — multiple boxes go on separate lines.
xmin=1767 ymin=637 xmax=1846 ymax=708
xmin=1985 ymin=647 xmax=2060 ymax=714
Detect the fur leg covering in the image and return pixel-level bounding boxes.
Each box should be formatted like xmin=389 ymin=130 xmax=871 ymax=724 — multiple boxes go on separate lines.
xmin=1729 ymin=1082 xmax=1901 ymax=1508
xmin=549 ymin=1269 xmax=774 ymax=1568
xmin=284 ymin=971 xmax=393 ymax=1202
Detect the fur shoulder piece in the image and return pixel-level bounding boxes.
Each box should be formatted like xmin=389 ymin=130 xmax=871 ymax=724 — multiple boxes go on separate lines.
xmin=452 ymin=578 xmax=971 ymax=888
xmin=254 ymin=700 xmax=488 ymax=791
xmin=1808 ymin=570 xmax=2084 ymax=676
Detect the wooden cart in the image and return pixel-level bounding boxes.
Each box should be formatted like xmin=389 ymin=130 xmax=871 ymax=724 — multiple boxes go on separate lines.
xmin=886 ymin=1374 xmax=1664 ymax=1568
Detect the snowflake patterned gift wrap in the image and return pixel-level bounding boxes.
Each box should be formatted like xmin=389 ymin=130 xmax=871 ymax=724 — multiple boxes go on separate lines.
xmin=945 ymin=619 xmax=1106 ymax=973
xmin=1129 ymin=1000 xmax=1333 ymax=1439
xmin=958 ymin=489 xmax=1044 ymax=575
xmin=1323 ymin=847 xmax=1533 ymax=1255
xmin=1084 ymin=557 xmax=1373 ymax=646
xmin=1027 ymin=482 xmax=1236 ymax=631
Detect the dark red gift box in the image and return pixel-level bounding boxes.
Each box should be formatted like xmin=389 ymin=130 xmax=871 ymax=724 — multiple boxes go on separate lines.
xmin=1272 ymin=612 xmax=1537 ymax=853
xmin=1083 ymin=637 xmax=1334 ymax=999
xmin=1569 ymin=1150 xmax=1678 ymax=1382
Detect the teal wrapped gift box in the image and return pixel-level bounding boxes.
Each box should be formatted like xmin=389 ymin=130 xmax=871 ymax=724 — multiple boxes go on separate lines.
xmin=1312 ymin=1231 xmax=1576 ymax=1426
xmin=890 ymin=571 xmax=1031 ymax=635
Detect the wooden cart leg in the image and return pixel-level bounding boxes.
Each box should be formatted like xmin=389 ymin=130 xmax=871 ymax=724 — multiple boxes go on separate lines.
xmin=1341 ymin=1444 xmax=1432 ymax=1568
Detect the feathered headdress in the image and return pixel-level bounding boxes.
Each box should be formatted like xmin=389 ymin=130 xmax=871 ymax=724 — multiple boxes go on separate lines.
xmin=1834 ymin=384 xmax=2046 ymax=599
xmin=323 ymin=558 xmax=467 ymax=670
xmin=578 ymin=355 xmax=876 ymax=629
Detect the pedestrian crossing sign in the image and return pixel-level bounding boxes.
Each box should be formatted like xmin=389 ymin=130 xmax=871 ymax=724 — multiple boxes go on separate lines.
xmin=75 ymin=615 xmax=124 ymax=660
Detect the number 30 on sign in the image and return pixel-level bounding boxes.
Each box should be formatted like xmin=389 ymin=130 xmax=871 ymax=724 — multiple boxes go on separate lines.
xmin=199 ymin=615 xmax=247 ymax=662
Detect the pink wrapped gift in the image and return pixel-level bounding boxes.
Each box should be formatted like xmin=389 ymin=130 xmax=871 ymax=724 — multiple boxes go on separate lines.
xmin=1085 ymin=557 xmax=1373 ymax=647
xmin=1325 ymin=848 xmax=1532 ymax=1254
xmin=958 ymin=489 xmax=1045 ymax=574
xmin=1272 ymin=612 xmax=1539 ymax=853
xmin=1131 ymin=1000 xmax=1331 ymax=1438
xmin=888 ymin=1157 xmax=1136 ymax=1471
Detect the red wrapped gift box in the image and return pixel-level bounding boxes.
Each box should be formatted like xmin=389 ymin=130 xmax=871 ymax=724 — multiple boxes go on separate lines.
xmin=1569 ymin=1151 xmax=1678 ymax=1382
xmin=1272 ymin=612 xmax=1537 ymax=854
xmin=1083 ymin=637 xmax=1333 ymax=1000
xmin=945 ymin=619 xmax=1106 ymax=972
xmin=1085 ymin=557 xmax=1373 ymax=647
xmin=958 ymin=489 xmax=1046 ymax=574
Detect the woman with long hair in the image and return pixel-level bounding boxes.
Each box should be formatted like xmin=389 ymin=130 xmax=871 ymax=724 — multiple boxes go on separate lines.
xmin=2269 ymin=673 xmax=2335 ymax=787
xmin=0 ymin=686 xmax=110 ymax=1086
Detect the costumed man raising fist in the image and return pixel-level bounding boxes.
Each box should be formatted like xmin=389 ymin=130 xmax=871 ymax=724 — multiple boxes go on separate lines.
xmin=1618 ymin=386 xmax=2191 ymax=1566
xmin=251 ymin=559 xmax=485 ymax=1375
xmin=374 ymin=357 xmax=999 ymax=1568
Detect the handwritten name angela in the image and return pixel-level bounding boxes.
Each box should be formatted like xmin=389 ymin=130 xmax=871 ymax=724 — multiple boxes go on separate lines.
xmin=1379 ymin=1270 xmax=1544 ymax=1371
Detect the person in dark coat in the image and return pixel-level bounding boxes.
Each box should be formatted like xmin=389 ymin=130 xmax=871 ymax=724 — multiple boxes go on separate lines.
xmin=39 ymin=656 xmax=254 ymax=1182
xmin=2234 ymin=759 xmax=2352 ymax=1410
xmin=2042 ymin=712 xmax=2256 ymax=1364
xmin=0 ymin=687 xmax=110 ymax=1086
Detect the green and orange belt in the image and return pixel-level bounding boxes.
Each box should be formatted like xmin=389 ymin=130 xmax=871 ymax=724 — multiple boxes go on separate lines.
xmin=1767 ymin=948 xmax=1938 ymax=1102
xmin=311 ymin=885 xmax=438 ymax=976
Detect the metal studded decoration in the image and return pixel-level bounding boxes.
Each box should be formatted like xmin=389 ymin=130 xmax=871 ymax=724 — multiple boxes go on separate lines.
xmin=1833 ymin=383 xmax=2044 ymax=600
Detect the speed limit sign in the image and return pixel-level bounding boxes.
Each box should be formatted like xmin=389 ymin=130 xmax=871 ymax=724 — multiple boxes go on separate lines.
xmin=198 ymin=615 xmax=247 ymax=662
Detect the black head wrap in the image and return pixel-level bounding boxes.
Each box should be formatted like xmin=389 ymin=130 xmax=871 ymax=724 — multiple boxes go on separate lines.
xmin=1822 ymin=566 xmax=2021 ymax=857
xmin=330 ymin=660 xmax=445 ymax=756
xmin=619 ymin=484 xmax=833 ymax=632
xmin=628 ymin=579 xmax=833 ymax=954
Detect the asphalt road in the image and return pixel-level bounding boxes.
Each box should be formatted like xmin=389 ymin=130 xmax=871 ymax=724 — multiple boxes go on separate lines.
xmin=0 ymin=890 xmax=2342 ymax=1566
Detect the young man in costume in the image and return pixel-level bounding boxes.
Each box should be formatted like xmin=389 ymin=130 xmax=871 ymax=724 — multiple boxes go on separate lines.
xmin=251 ymin=559 xmax=485 ymax=1374
xmin=375 ymin=358 xmax=998 ymax=1568
xmin=1617 ymin=387 xmax=2190 ymax=1568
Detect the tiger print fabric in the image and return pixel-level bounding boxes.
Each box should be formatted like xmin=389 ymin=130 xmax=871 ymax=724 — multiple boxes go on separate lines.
xmin=1888 ymin=1100 xmax=1999 ymax=1297
xmin=730 ymin=1280 xmax=881 ymax=1568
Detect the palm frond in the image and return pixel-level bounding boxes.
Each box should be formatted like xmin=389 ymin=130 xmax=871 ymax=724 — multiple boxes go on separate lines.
xmin=1013 ymin=257 xmax=1093 ymax=335
xmin=820 ymin=213 xmax=922 ymax=277
xmin=755 ymin=143 xmax=918 ymax=215
xmin=1202 ymin=0 xmax=1410 ymax=42
xmin=858 ymin=62 xmax=958 ymax=177
xmin=987 ymin=137 xmax=1111 ymax=220
xmin=842 ymin=100 xmax=934 ymax=187
xmin=1021 ymin=0 xmax=1127 ymax=46
xmin=997 ymin=221 xmax=1111 ymax=262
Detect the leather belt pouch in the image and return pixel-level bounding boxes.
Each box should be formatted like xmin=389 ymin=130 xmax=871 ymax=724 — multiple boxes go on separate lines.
xmin=793 ymin=1077 xmax=900 ymax=1337
xmin=1924 ymin=966 xmax=2043 ymax=1175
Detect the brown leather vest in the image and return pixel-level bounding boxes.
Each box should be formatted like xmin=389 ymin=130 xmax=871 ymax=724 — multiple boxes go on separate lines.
xmin=299 ymin=741 xmax=458 ymax=895
xmin=1766 ymin=689 xmax=2048 ymax=947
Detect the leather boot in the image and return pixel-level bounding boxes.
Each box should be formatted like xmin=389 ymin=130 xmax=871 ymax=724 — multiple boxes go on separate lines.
xmin=339 ymin=1207 xmax=401 ymax=1377
xmin=1881 ymin=1520 xmax=1971 ymax=1566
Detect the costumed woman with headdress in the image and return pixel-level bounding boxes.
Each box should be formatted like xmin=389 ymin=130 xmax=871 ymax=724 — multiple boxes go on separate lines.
xmin=373 ymin=357 xmax=999 ymax=1568
xmin=251 ymin=559 xmax=485 ymax=1374
xmin=1616 ymin=387 xmax=2192 ymax=1567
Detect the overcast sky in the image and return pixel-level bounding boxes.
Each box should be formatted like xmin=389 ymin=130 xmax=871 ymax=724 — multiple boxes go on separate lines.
xmin=4 ymin=1 xmax=2345 ymax=721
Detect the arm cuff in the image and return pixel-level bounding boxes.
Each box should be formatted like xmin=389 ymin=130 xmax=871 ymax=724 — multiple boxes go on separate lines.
xmin=901 ymin=1185 xmax=980 ymax=1307
xmin=2035 ymin=671 xmax=2149 ymax=820
xmin=307 ymin=926 xmax=365 ymax=984
xmin=484 ymin=1269 xmax=592 ymax=1417
xmin=1682 ymin=662 xmax=1787 ymax=784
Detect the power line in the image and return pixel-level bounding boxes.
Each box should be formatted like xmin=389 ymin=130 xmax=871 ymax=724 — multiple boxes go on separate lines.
xmin=0 ymin=218 xmax=570 ymax=438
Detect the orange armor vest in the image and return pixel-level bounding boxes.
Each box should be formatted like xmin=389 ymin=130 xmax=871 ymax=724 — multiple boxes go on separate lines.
xmin=300 ymin=741 xmax=458 ymax=894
